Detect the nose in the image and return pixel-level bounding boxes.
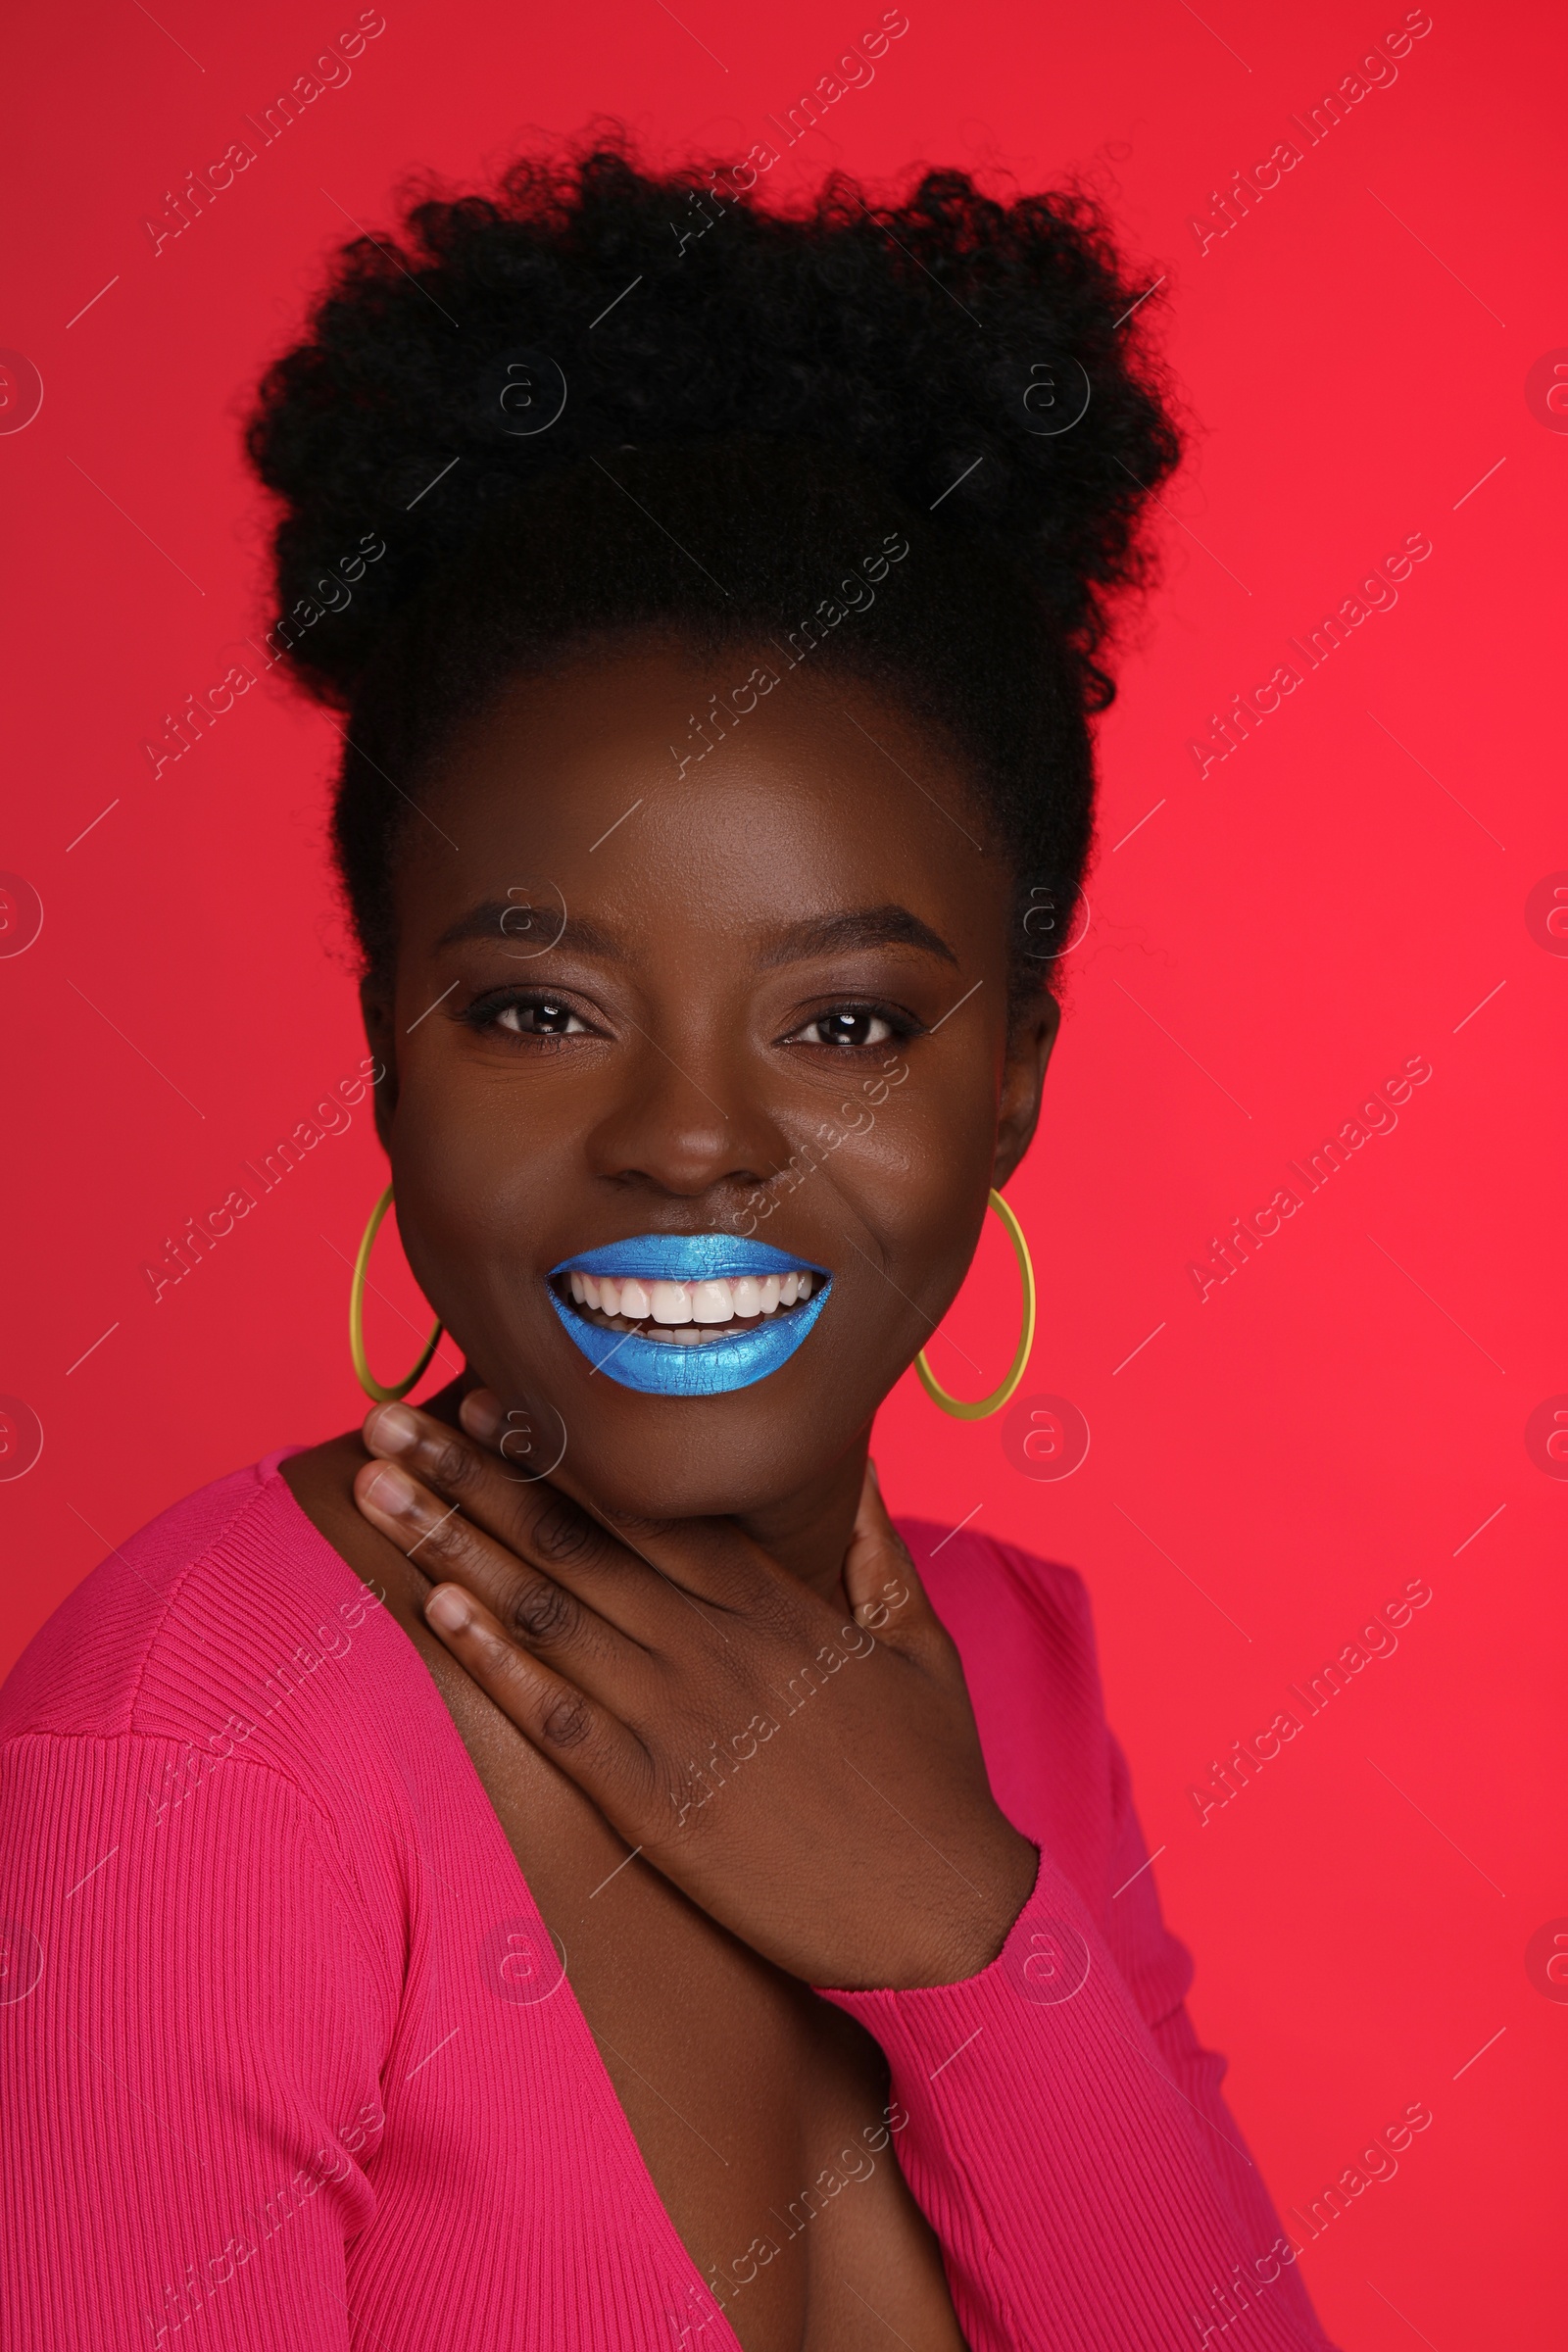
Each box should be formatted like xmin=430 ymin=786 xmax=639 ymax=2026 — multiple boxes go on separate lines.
xmin=583 ymin=1029 xmax=784 ymax=1204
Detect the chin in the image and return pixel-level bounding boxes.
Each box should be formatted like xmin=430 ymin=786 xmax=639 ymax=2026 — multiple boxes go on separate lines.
xmin=466 ymin=1331 xmax=865 ymax=1523
xmin=564 ymin=1413 xmax=845 ymax=1524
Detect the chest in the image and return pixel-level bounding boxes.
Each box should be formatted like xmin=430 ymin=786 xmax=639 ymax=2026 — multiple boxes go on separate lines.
xmin=417 ymin=1626 xmax=965 ymax=2352
xmin=286 ymin=1448 xmax=968 ymax=2350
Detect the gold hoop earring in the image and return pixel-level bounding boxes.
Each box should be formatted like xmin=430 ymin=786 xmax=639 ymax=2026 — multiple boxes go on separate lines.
xmin=916 ymin=1188 xmax=1036 ymax=1421
xmin=349 ymin=1183 xmax=444 ymax=1403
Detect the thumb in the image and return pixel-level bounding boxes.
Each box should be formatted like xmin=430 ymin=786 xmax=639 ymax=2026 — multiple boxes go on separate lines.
xmin=842 ymin=1457 xmax=922 ymax=1636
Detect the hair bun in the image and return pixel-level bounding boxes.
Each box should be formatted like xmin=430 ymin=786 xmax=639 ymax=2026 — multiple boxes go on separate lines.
xmin=245 ymin=132 xmax=1180 ymax=710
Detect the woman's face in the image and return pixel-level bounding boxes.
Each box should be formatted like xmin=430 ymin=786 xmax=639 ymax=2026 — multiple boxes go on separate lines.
xmin=364 ymin=638 xmax=1057 ymax=1522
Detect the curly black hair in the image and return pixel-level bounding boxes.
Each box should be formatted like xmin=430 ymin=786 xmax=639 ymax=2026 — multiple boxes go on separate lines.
xmin=244 ymin=132 xmax=1181 ymax=1010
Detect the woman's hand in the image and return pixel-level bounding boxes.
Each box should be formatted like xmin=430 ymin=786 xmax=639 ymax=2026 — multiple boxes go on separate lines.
xmin=352 ymin=1393 xmax=1039 ymax=1991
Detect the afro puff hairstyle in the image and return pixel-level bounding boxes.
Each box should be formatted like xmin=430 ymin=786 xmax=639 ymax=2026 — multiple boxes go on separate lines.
xmin=244 ymin=132 xmax=1182 ymax=1010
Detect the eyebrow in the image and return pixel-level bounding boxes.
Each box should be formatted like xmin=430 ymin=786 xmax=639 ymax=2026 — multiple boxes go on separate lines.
xmin=756 ymin=906 xmax=958 ymax=969
xmin=433 ymin=898 xmax=957 ymax=967
xmin=434 ymin=901 xmax=621 ymax=956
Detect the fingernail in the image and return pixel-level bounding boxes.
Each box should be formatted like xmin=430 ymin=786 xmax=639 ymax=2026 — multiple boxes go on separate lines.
xmin=368 ymin=1401 xmax=420 ymax=1453
xmin=460 ymin=1388 xmax=503 ymax=1443
xmin=425 ymin=1587 xmax=469 ymax=1634
xmin=364 ymin=1461 xmax=416 ymax=1515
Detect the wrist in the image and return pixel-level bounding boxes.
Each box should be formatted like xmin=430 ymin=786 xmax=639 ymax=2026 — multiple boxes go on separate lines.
xmin=866 ymin=1825 xmax=1041 ymax=1992
xmin=933 ymin=1825 xmax=1041 ymax=1984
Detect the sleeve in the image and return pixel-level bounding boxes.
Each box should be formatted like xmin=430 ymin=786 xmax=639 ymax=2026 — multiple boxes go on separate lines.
xmin=1099 ymin=1728 xmax=1334 ymax=2330
xmin=811 ymin=1751 xmax=1339 ymax=2352
xmin=0 ymin=1732 xmax=393 ymax=2351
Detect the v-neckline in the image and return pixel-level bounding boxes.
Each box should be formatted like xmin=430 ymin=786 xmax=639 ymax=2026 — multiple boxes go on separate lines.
xmin=264 ymin=1453 xmax=748 ymax=2352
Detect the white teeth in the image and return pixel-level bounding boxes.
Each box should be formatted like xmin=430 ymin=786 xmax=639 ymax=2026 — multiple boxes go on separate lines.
xmin=565 ymin=1263 xmax=822 ymax=1334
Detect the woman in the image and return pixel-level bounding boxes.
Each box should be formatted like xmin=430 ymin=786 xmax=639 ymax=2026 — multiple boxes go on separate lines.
xmin=0 ymin=143 xmax=1336 ymax=2350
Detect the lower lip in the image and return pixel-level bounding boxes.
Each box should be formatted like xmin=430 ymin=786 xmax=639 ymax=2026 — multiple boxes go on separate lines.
xmin=547 ymin=1283 xmax=831 ymax=1396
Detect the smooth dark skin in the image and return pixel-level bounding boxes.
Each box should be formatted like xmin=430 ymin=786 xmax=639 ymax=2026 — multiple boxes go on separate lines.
xmin=282 ymin=638 xmax=1060 ymax=2352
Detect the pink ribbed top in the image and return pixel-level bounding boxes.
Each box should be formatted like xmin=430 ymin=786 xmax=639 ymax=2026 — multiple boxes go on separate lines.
xmin=0 ymin=1451 xmax=1335 ymax=2349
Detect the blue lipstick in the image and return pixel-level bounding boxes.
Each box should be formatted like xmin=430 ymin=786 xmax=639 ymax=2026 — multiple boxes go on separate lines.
xmin=547 ymin=1234 xmax=831 ymax=1397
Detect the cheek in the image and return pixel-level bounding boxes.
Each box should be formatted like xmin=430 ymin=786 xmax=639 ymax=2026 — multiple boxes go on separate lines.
xmin=824 ymin=1062 xmax=998 ymax=1316
xmin=387 ymin=1065 xmax=574 ymax=1337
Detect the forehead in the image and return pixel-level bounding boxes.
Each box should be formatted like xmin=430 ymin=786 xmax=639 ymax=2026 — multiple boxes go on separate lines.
xmin=397 ymin=639 xmax=1004 ymax=951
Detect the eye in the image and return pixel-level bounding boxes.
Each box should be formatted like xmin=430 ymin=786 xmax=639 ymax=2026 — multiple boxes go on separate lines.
xmin=789 ymin=1006 xmax=903 ymax=1050
xmin=466 ymin=993 xmax=594 ymax=1039
xmin=498 ymin=997 xmax=588 ymax=1037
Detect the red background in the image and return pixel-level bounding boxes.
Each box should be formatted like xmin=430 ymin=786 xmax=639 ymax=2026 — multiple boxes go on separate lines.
xmin=2 ymin=1 xmax=1562 ymax=2340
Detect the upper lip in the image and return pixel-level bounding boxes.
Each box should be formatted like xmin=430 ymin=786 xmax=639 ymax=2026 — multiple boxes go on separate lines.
xmin=549 ymin=1234 xmax=826 ymax=1280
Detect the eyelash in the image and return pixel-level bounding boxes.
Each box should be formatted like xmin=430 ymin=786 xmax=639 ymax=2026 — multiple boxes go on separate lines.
xmin=458 ymin=991 xmax=924 ymax=1054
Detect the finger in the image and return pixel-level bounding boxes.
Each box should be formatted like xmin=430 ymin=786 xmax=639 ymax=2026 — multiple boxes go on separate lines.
xmin=362 ymin=1400 xmax=663 ymax=1642
xmin=352 ymin=1455 xmax=643 ymax=1690
xmin=421 ymin=1581 xmax=657 ymax=1827
xmin=841 ymin=1457 xmax=934 ymax=1641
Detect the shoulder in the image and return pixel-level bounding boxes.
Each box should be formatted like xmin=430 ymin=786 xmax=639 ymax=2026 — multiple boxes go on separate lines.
xmin=894 ymin=1515 xmax=1115 ymax=1908
xmin=893 ymin=1514 xmax=1102 ymax=1700
xmin=0 ymin=1463 xmax=409 ymax=2133
xmin=0 ymin=1449 xmax=395 ymax=1780
xmin=0 ymin=1450 xmax=426 ymax=1995
xmin=1 ymin=1454 xmax=277 ymax=1742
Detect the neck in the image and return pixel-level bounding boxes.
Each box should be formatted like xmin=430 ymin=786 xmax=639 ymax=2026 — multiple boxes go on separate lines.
xmin=427 ymin=1368 xmax=871 ymax=1612
xmin=732 ymin=1433 xmax=872 ymax=1609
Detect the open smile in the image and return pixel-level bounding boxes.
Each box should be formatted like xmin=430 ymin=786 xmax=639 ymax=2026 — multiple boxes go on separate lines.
xmin=546 ymin=1235 xmax=831 ymax=1396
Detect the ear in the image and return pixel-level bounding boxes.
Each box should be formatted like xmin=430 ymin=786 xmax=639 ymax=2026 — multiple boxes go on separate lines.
xmin=993 ymin=991 xmax=1059 ymax=1189
xmin=359 ymin=975 xmax=399 ymax=1153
